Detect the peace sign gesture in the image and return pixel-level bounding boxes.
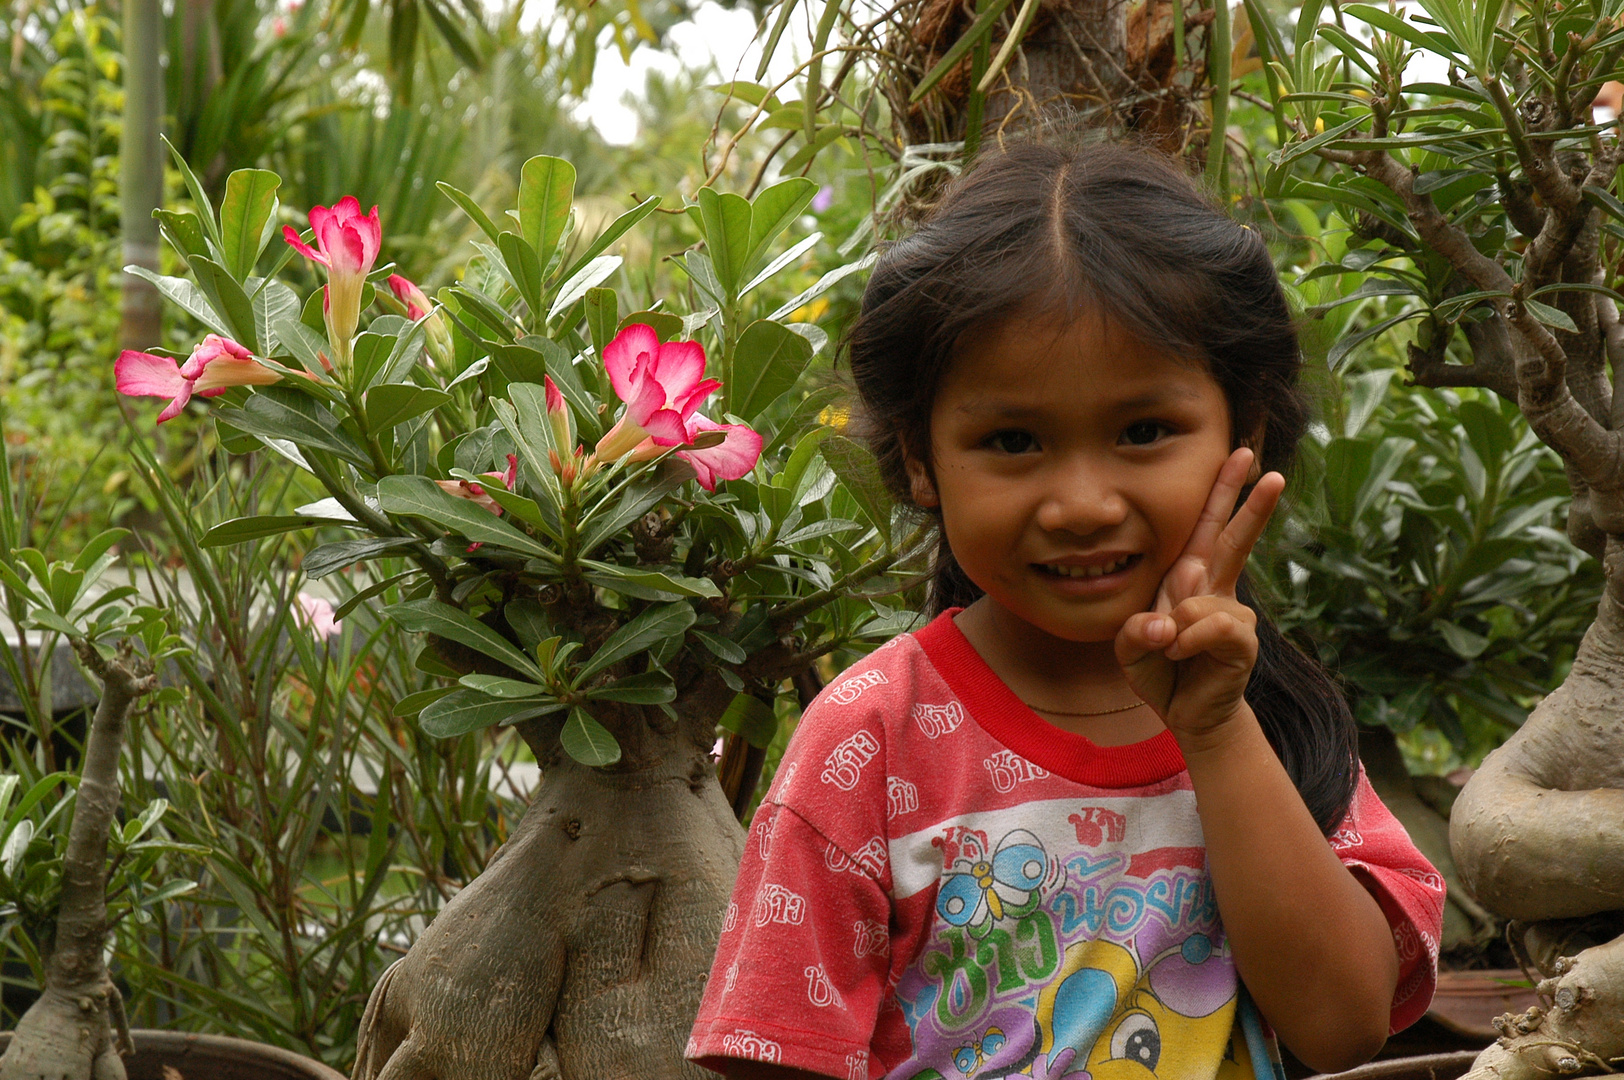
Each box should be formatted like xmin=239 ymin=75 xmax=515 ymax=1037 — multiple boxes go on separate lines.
xmin=1115 ymin=447 xmax=1286 ymax=744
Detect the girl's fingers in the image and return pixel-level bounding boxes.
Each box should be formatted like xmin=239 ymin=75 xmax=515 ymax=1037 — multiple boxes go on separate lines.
xmin=1207 ymin=470 xmax=1286 ymax=594
xmin=1115 ymin=611 xmax=1175 ymax=669
xmin=1177 ymin=448 xmax=1257 ymax=572
xmin=1164 ymin=610 xmax=1259 ymax=666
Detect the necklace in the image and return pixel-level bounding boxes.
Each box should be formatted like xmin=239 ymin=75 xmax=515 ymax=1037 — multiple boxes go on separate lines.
xmin=1023 ymin=697 xmax=1147 ymax=718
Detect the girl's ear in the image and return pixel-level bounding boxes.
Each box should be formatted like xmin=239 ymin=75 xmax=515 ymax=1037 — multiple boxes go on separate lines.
xmin=904 ymin=450 xmax=940 ymax=508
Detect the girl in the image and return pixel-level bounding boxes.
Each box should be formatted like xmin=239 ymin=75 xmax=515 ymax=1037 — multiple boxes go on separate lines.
xmin=687 ymin=141 xmax=1444 ymax=1080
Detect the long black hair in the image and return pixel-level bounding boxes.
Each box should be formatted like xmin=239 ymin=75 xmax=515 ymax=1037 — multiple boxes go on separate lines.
xmin=843 ymin=138 xmax=1360 ymax=835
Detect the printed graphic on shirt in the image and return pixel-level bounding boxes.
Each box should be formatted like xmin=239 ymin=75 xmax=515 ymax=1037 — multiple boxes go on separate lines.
xmin=891 ymin=817 xmax=1246 ymax=1080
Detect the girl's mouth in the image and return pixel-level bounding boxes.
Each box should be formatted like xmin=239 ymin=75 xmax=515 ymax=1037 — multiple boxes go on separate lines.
xmin=1036 ymin=555 xmax=1141 ymax=579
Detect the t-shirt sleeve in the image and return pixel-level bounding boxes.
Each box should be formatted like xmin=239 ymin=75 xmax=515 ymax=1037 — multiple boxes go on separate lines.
xmin=1328 ymin=769 xmax=1446 ymax=1034
xmin=687 ymin=684 xmax=897 ymax=1079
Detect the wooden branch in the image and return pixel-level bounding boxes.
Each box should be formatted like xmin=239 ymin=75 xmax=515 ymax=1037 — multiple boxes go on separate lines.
xmin=1413 ymin=319 xmax=1518 ymax=402
xmin=1497 ymin=172 xmax=1547 ymax=239
xmin=1362 ymin=151 xmax=1512 ymax=294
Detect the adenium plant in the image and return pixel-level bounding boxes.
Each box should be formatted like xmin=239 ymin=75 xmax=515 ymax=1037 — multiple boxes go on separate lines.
xmin=119 ymin=149 xmax=911 ymax=1077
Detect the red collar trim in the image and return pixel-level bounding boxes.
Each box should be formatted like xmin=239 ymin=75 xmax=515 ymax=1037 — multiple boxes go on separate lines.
xmin=914 ymin=610 xmax=1187 ymax=789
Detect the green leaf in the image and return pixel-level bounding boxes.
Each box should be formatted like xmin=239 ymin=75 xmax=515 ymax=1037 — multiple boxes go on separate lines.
xmin=694 ymin=187 xmax=753 ymax=298
xmin=376 ymin=475 xmax=552 ymax=558
xmin=820 ymin=435 xmax=893 ymax=544
xmin=577 ymin=601 xmax=697 ymax=680
xmin=302 ymin=537 xmax=419 ymax=578
xmin=387 ymin=598 xmax=545 ymax=680
xmin=163 ymin=134 xmax=221 ymax=251
xmin=393 ymin=686 xmax=455 ymax=717
xmin=909 ymin=0 xmax=1015 ymax=103
xmin=437 ymin=181 xmax=502 ymax=243
xmin=216 ymin=388 xmax=372 ymax=469
xmin=746 ymin=178 xmax=817 ymax=274
xmin=497 ymin=231 xmax=544 ymax=317
xmin=123 ymin=268 xmax=233 ymax=339
xmin=71 ymin=529 xmax=130 ymax=574
xmin=618 ymin=310 xmax=684 ymax=342
xmin=518 ymin=155 xmax=576 ymax=267
xmin=1524 ymin=299 xmax=1578 ymax=333
xmin=717 ymin=692 xmax=778 ymax=749
xmin=200 ymin=515 xmax=355 ymax=547
xmin=154 ymin=208 xmax=210 ymax=262
xmin=420 ymin=689 xmax=553 ymax=738
xmin=693 ymin=629 xmax=747 ymax=664
xmin=252 ymin=279 xmax=301 ymax=357
xmin=730 ymin=320 xmax=814 ymax=420
xmin=577 ymin=463 xmax=693 ymax=553
xmin=561 ymin=708 xmax=621 ymax=766
xmin=458 ymin=674 xmax=549 ymax=698
xmin=548 ymin=256 xmax=621 ymax=321
xmin=580 ymin=561 xmax=722 ymax=601
xmin=365 ymin=384 xmax=452 ymax=430
xmin=586 ymin=670 xmax=676 ymax=704
xmin=187 ymin=255 xmax=260 ymax=351
xmin=585 ymin=288 xmax=619 ymax=355
xmin=558 ymin=194 xmax=660 ymax=286
xmin=219 ymin=170 xmax=281 ymax=280
xmin=766 ymin=252 xmax=877 ymax=321
xmin=1435 ymin=620 xmax=1491 ymax=660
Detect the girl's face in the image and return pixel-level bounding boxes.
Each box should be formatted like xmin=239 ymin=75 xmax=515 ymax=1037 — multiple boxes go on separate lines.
xmin=908 ymin=309 xmax=1238 ymax=647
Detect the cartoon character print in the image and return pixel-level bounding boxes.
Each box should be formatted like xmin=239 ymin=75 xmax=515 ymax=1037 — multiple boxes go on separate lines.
xmin=934 ymin=829 xmax=1063 ymax=940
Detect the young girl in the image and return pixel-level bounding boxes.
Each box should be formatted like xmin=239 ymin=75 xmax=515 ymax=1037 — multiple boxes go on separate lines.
xmin=686 ymin=141 xmax=1444 ymax=1080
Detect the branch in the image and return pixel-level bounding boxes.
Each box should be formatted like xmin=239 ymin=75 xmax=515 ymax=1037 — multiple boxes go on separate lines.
xmin=1362 ymin=151 xmax=1513 ymax=294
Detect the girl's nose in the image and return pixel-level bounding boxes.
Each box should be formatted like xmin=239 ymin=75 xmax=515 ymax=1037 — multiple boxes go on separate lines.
xmin=1035 ymin=461 xmax=1128 ymax=535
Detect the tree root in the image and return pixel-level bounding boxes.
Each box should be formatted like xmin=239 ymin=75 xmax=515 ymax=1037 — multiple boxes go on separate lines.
xmin=1459 ymin=932 xmax=1624 ymax=1080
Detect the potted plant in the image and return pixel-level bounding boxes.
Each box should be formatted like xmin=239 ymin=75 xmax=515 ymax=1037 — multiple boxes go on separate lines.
xmin=113 ymin=151 xmax=913 ymax=1076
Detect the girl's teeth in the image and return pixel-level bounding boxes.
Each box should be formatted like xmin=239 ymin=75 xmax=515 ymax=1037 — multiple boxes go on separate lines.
xmin=1051 ymin=557 xmax=1131 ymax=578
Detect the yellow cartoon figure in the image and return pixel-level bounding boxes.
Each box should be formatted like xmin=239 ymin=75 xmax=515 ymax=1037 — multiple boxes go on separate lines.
xmin=1030 ymin=937 xmax=1258 ymax=1080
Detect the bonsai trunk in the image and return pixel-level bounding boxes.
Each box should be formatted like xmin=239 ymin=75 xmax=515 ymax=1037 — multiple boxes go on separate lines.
xmin=1449 ymin=540 xmax=1624 ymax=1080
xmin=351 ymin=703 xmax=745 ymax=1080
xmin=0 ymin=642 xmax=155 ymax=1080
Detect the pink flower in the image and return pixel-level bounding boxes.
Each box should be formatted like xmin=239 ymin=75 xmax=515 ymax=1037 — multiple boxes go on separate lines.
xmin=116 ymin=335 xmax=280 ymax=423
xmin=811 ymin=185 xmax=834 ymax=213
xmin=436 ymin=454 xmax=518 ymax=516
xmin=590 ymin=324 xmax=762 ymax=491
xmin=387 ymin=273 xmax=431 ymax=320
xmin=296 ymin=593 xmax=341 ymax=639
xmin=677 ymin=415 xmax=763 ymax=492
xmin=283 ymin=196 xmax=381 ymax=366
xmin=594 ymin=324 xmax=720 ymax=458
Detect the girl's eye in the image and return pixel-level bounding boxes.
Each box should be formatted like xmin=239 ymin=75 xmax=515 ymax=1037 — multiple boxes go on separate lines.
xmin=987 ymin=429 xmax=1037 ymax=454
xmin=1120 ymin=421 xmax=1171 ymax=446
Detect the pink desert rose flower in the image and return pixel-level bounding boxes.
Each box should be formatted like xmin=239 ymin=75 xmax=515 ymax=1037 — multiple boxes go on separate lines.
xmin=591 ymin=324 xmax=762 ymax=491
xmin=296 ymin=593 xmax=342 ymax=639
xmin=116 ymin=335 xmax=280 ymax=423
xmin=436 ymin=454 xmax=519 ymax=516
xmin=811 ymin=185 xmax=834 ymax=213
xmin=386 ymin=273 xmax=431 ymax=320
xmin=283 ymin=196 xmax=381 ymax=364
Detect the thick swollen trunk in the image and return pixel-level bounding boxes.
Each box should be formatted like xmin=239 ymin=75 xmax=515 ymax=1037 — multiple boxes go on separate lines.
xmin=0 ymin=644 xmax=153 ymax=1080
xmin=352 ymin=732 xmax=744 ymax=1080
xmin=1449 ymin=541 xmax=1624 ymax=1080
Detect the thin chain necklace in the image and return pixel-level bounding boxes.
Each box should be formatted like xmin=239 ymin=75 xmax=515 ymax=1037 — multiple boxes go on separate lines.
xmin=1023 ymin=697 xmax=1147 ymax=718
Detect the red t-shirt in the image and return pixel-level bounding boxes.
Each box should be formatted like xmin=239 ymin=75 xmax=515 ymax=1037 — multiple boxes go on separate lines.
xmin=688 ymin=613 xmax=1444 ymax=1080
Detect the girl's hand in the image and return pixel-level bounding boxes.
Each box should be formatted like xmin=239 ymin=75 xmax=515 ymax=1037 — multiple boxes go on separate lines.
xmin=1115 ymin=448 xmax=1285 ymax=745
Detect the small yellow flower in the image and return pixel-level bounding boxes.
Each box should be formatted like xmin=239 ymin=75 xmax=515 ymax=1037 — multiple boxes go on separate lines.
xmin=790 ymin=297 xmax=830 ymax=323
xmin=818 ymin=404 xmax=849 ymax=431
xmin=1315 ymin=116 xmax=1326 ymax=134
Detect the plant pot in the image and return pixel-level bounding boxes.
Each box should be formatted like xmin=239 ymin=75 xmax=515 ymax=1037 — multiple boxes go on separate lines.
xmin=1310 ymin=1050 xmax=1482 ymax=1080
xmin=1426 ymin=970 xmax=1539 ymax=1040
xmin=0 ymin=1029 xmax=346 ymax=1080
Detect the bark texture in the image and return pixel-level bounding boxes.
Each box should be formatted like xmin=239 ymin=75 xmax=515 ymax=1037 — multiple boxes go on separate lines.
xmin=0 ymin=642 xmax=155 ymax=1080
xmin=351 ymin=720 xmax=744 ymax=1080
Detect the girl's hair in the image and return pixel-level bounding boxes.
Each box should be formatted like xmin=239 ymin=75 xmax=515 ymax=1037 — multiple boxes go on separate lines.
xmin=844 ymin=138 xmax=1360 ymax=835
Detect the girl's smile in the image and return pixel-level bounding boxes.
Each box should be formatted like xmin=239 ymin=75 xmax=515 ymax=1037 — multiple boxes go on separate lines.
xmin=905 ymin=308 xmax=1239 ymax=708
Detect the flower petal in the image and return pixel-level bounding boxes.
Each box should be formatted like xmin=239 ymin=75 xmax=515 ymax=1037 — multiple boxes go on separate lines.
xmin=676 ymin=418 xmax=763 ymax=491
xmin=603 ymin=323 xmax=660 ymax=403
xmin=115 ymin=351 xmax=187 ymax=398
xmin=192 ymin=358 xmax=282 ymax=393
xmin=156 ymin=380 xmax=195 ymax=424
xmin=283 ymin=224 xmax=327 ymax=266
xmin=672 ymin=377 xmax=722 ymax=423
xmin=650 ymin=339 xmax=707 ymax=399
xmin=641 ymin=410 xmax=691 ymax=446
